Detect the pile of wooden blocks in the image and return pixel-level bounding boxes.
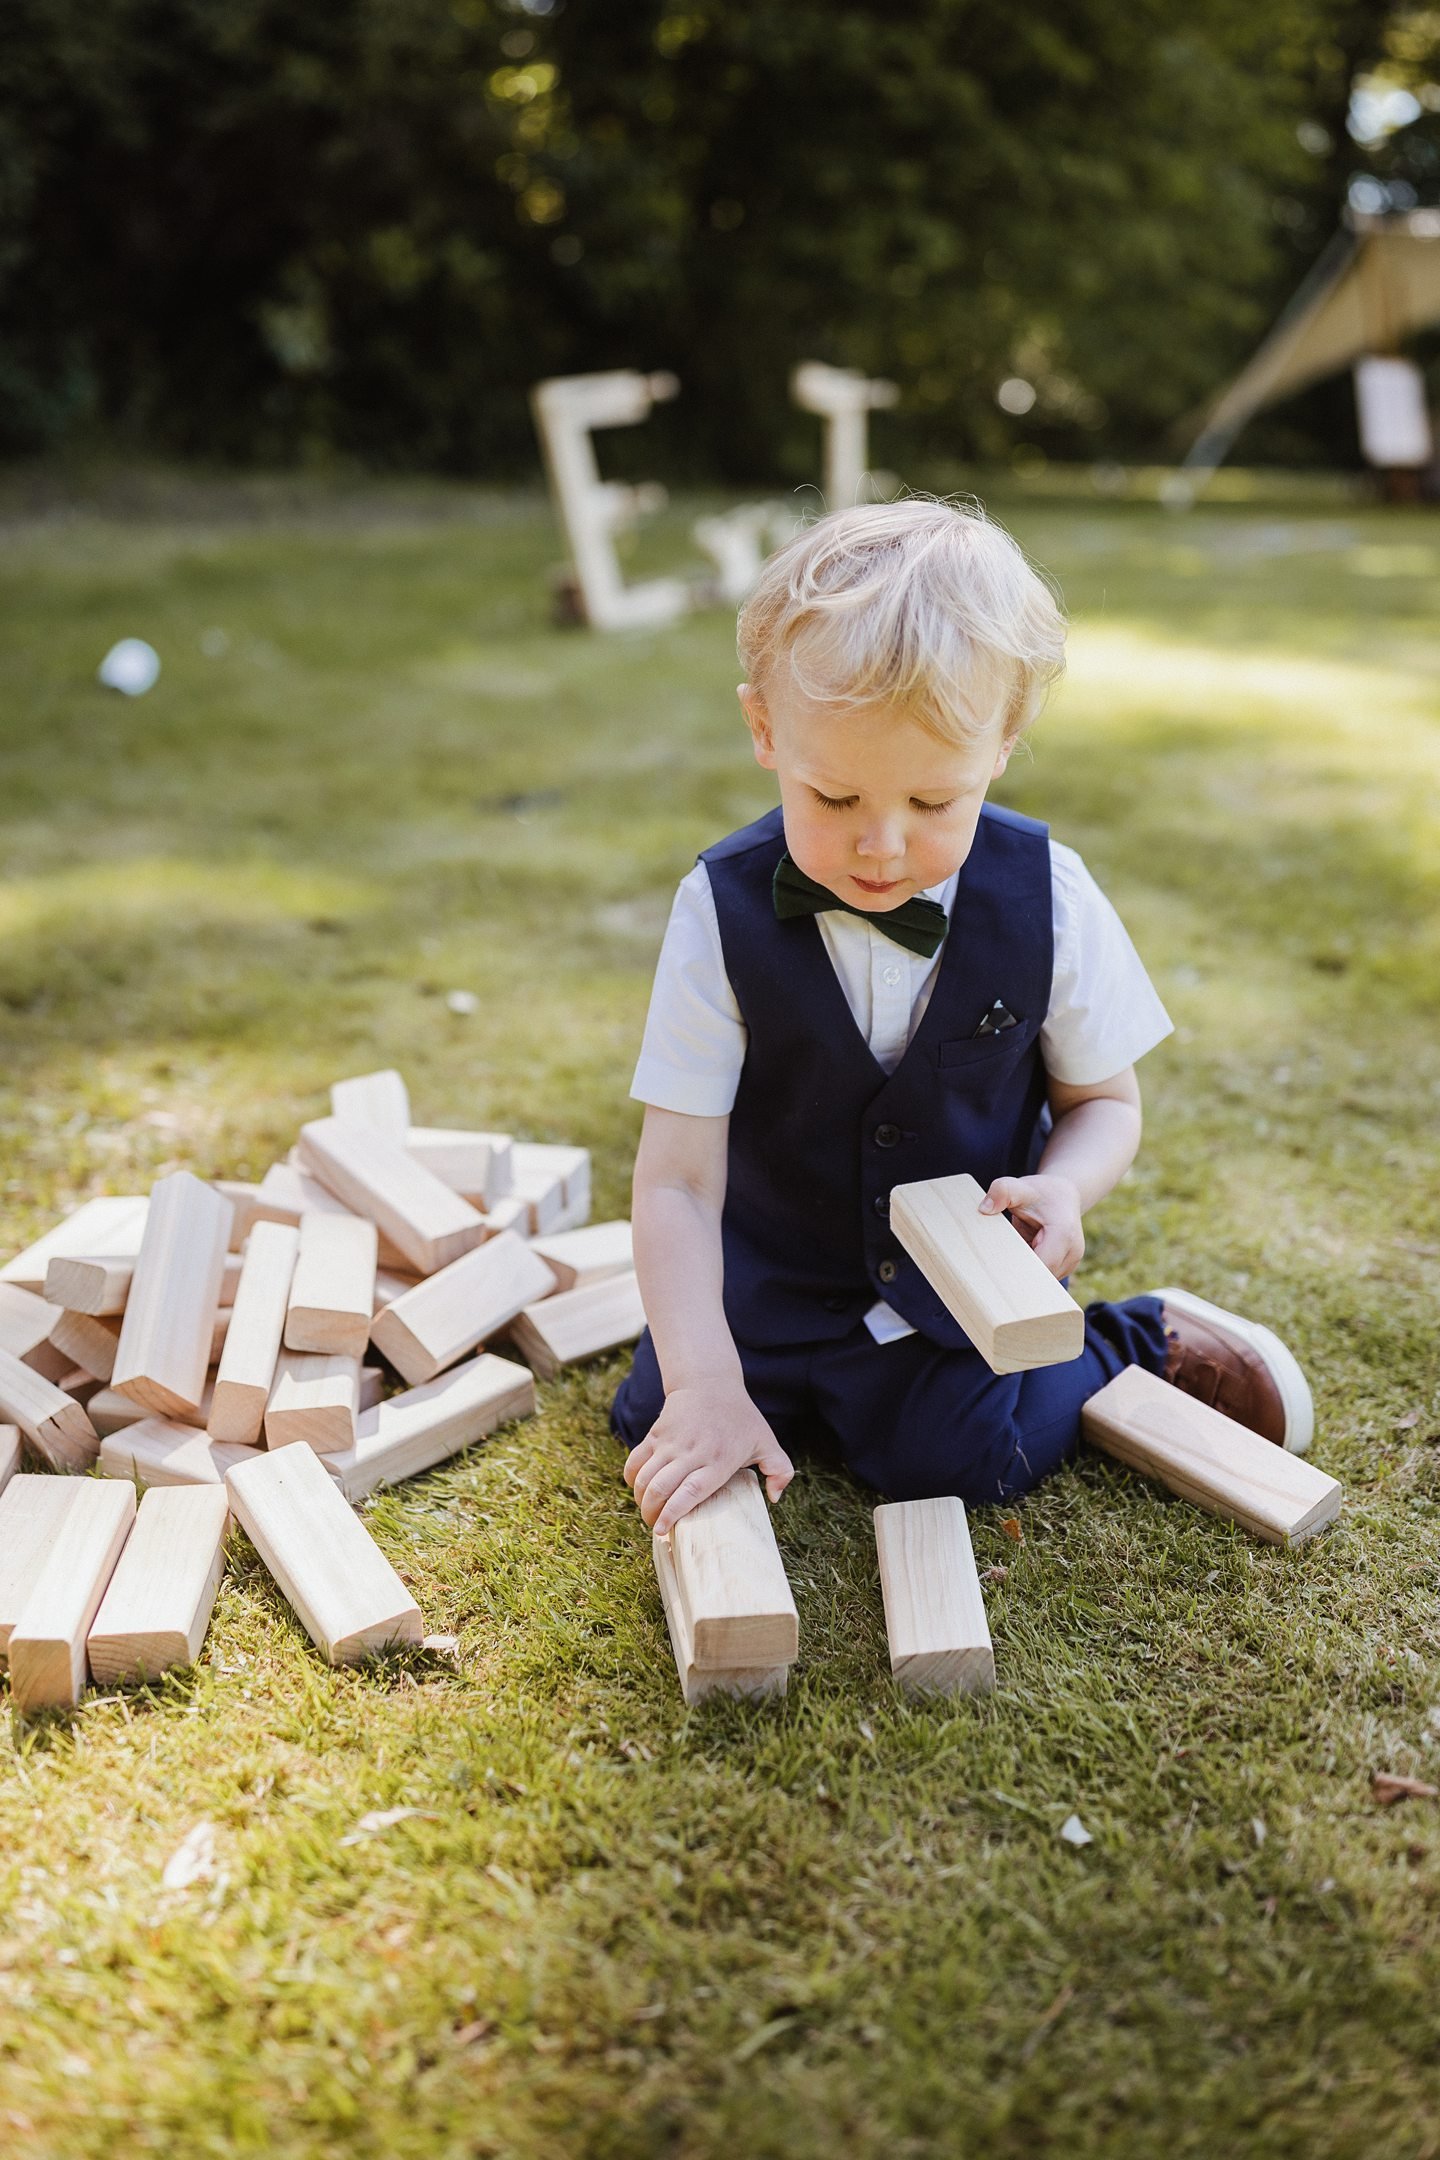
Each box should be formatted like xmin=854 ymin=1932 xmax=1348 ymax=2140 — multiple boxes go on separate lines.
xmin=0 ymin=1068 xmax=644 ymax=1710
xmin=653 ymin=1169 xmax=1343 ymax=1706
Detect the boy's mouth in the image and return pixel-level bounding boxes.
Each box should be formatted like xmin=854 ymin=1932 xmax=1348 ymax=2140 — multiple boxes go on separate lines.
xmin=850 ymin=874 xmax=903 ymax=896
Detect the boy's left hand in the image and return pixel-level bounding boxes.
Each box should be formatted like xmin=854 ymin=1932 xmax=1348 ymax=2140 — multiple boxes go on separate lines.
xmin=979 ymin=1173 xmax=1084 ymax=1278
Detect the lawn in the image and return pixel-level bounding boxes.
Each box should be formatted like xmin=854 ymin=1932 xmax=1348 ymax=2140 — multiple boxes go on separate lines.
xmin=0 ymin=467 xmax=1438 ymax=2159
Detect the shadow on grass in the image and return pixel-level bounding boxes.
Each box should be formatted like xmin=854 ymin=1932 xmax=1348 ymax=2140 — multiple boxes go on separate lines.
xmin=10 ymin=1658 xmax=207 ymax=1752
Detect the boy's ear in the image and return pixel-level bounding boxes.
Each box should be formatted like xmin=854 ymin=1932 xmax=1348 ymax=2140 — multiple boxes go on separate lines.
xmin=738 ymin=683 xmax=777 ymax=770
xmin=991 ymin=736 xmax=1015 ymax=781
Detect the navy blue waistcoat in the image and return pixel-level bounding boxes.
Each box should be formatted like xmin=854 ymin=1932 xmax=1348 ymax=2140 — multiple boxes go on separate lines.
xmin=701 ymin=801 xmax=1054 ymax=1350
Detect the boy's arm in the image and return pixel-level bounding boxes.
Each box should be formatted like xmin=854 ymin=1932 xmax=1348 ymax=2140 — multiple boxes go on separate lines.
xmin=979 ymin=1065 xmax=1142 ymax=1277
xmin=623 ymin=1104 xmax=794 ymax=1534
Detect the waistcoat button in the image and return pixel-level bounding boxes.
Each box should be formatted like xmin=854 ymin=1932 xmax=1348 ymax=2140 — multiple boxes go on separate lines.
xmin=873 ymin=1194 xmax=889 ymax=1216
xmin=877 ymin=1258 xmax=898 ymax=1284
xmin=874 ymin=1123 xmax=901 ymax=1148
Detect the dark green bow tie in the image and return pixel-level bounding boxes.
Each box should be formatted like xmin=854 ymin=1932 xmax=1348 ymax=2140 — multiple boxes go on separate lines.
xmin=772 ymin=853 xmax=948 ymax=959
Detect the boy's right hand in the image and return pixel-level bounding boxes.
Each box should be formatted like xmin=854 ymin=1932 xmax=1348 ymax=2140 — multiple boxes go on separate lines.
xmin=623 ymin=1383 xmax=794 ymax=1536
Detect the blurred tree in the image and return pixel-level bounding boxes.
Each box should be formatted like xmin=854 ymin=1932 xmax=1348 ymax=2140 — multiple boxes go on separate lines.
xmin=0 ymin=0 xmax=1415 ymax=473
xmin=1345 ymin=2 xmax=1440 ymax=205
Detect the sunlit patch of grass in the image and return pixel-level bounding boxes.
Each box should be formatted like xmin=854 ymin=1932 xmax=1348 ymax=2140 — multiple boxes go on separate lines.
xmin=0 ymin=473 xmax=1437 ymax=2156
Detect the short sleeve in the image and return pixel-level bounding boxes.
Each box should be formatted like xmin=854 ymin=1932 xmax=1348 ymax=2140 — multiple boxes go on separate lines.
xmin=1040 ymin=843 xmax=1173 ymax=1085
xmin=630 ymin=864 xmax=748 ymax=1115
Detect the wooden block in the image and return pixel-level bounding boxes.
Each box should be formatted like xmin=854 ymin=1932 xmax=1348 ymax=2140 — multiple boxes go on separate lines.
xmin=505 ymin=1271 xmax=645 ymax=1382
xmin=667 ymin=1469 xmax=798 ymax=1669
xmin=100 ymin=1416 xmax=257 ymax=1488
xmin=0 ymin=1473 xmax=83 ymax=1662
xmin=8 ymin=1479 xmax=135 ymax=1709
xmin=511 ymin=1142 xmax=590 ymax=1234
xmin=47 ymin=1247 xmax=242 ymax=1319
xmin=87 ymin=1387 xmax=148 ymax=1437
xmin=405 ymin=1127 xmax=514 ymax=1205
xmin=0 ymin=1282 xmax=71 ymax=1383
xmin=0 ymin=1347 xmax=100 ymax=1472
xmin=652 ymin=1532 xmax=787 ymax=1705
xmin=372 ymin=1267 xmax=422 ymax=1313
xmin=284 ymin=1212 xmax=377 ymax=1360
xmin=359 ymin=1364 xmax=385 ymax=1413
xmin=402 ymin=1128 xmax=493 ymax=1202
xmin=225 ymin=1445 xmax=423 ymax=1665
xmin=0 ymin=1426 xmax=17 ymax=1498
xmin=331 ymin=1069 xmax=411 ymax=1136
xmin=44 ymin=1254 xmax=133 ymax=1317
xmin=113 ymin=1172 xmax=230 ymax=1419
xmin=323 ymin=1352 xmax=535 ymax=1503
xmin=529 ymin=1219 xmax=633 ymax=1294
xmin=50 ymin=1309 xmax=122 ymax=1381
xmin=213 ymin=1179 xmax=266 ymax=1250
xmin=370 ymin=1233 xmax=557 ymax=1386
xmin=479 ymin=1196 xmax=531 ymax=1239
xmin=265 ymin=1351 xmax=360 ymax=1454
xmin=0 ymin=1475 xmax=83 ymax=1661
xmin=208 ymin=1220 xmax=300 ymax=1447
xmin=57 ymin=1368 xmax=102 ymax=1407
xmin=889 ymin=1171 xmax=1085 ymax=1375
xmin=874 ymin=1497 xmax=994 ymax=1697
xmin=262 ymin=1156 xmax=411 ymax=1274
xmin=512 ymin=1141 xmax=589 ymax=1206
xmin=254 ymin=1160 xmax=354 ymax=1228
xmin=482 ymin=1135 xmax=515 ymax=1199
xmin=0 ymin=1195 xmax=149 ymax=1293
xmin=87 ymin=1487 xmax=230 ymax=1684
xmin=296 ymin=1117 xmax=487 ymax=1276
xmin=1081 ymin=1364 xmax=1341 ymax=1546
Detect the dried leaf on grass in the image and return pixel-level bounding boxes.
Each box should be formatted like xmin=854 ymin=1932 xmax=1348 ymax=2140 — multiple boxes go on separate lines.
xmin=160 ymin=1821 xmax=217 ymax=1890
xmin=453 ymin=2019 xmax=495 ymax=2048
xmin=1372 ymin=1773 xmax=1440 ymax=1806
xmin=339 ymin=1807 xmax=441 ymax=1846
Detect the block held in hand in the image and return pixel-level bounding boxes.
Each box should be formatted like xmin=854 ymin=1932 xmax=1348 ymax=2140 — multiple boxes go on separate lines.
xmin=653 ymin=1531 xmax=787 ymax=1706
xmin=888 ymin=1171 xmax=1084 ymax=1374
xmin=667 ymin=1468 xmax=798 ymax=1670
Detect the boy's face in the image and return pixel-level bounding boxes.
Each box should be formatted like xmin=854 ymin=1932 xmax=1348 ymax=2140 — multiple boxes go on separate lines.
xmin=740 ymin=672 xmax=1013 ymax=910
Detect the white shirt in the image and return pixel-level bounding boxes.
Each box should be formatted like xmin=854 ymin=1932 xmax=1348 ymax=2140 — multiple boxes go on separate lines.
xmin=630 ymin=837 xmax=1172 ymax=1341
xmin=633 ymin=839 xmax=1171 ymax=1110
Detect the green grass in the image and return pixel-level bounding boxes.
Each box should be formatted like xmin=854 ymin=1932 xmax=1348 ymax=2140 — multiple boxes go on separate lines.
xmin=0 ymin=467 xmax=1439 ymax=2158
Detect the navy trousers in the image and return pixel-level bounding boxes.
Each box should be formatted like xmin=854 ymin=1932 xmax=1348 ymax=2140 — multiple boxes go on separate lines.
xmin=610 ymin=1296 xmax=1169 ymax=1506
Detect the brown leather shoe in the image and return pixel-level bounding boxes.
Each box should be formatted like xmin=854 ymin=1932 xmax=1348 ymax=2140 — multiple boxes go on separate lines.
xmin=1151 ymin=1287 xmax=1314 ymax=1454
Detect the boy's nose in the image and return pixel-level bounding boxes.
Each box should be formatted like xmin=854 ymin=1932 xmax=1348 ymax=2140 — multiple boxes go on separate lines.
xmin=855 ymin=824 xmax=906 ymax=865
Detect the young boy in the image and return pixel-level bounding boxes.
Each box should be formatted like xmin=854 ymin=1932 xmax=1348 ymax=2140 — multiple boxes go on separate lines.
xmin=614 ymin=499 xmax=1312 ymax=1536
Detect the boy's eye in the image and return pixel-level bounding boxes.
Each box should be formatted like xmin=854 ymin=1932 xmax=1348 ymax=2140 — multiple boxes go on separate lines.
xmin=912 ymin=798 xmax=956 ymax=816
xmin=811 ymin=791 xmax=856 ymax=813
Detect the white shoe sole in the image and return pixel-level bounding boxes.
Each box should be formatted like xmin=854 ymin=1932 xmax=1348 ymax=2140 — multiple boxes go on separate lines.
xmin=1150 ymin=1286 xmax=1314 ymax=1456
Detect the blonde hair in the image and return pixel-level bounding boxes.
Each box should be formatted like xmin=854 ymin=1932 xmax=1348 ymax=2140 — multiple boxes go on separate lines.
xmin=738 ymin=497 xmax=1066 ymax=746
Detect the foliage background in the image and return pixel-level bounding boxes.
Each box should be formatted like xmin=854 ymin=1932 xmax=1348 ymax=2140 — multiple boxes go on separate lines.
xmin=1 ymin=0 xmax=1432 ymax=479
